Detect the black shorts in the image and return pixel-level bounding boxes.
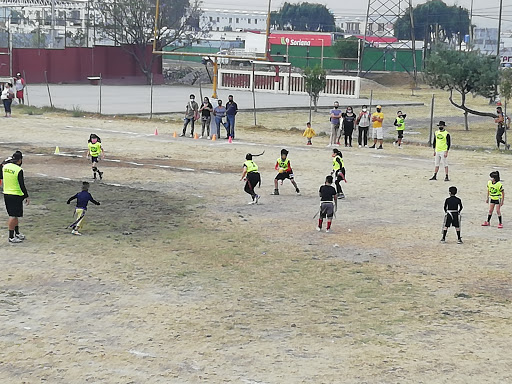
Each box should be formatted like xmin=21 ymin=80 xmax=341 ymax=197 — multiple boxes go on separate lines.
xmin=4 ymin=194 xmax=24 ymax=217
xmin=320 ymin=202 xmax=335 ymax=219
xmin=397 ymin=130 xmax=404 ymax=139
xmin=444 ymin=212 xmax=460 ymax=228
xmin=490 ymin=199 xmax=500 ymax=205
xmin=91 ymin=156 xmax=99 ymax=163
xmin=275 ymin=171 xmax=294 ymax=180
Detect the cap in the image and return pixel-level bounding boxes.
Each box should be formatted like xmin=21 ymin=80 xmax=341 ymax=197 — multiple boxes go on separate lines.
xmin=376 ymin=105 xmax=382 ymax=109
xmin=437 ymin=121 xmax=446 ymax=127
xmin=16 ymin=72 xmax=21 ymax=76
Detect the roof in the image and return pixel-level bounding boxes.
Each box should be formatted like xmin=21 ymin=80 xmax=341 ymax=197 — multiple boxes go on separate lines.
xmin=355 ymin=35 xmax=398 ymax=44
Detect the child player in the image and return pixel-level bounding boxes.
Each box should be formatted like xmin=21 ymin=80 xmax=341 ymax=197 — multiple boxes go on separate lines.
xmin=482 ymin=171 xmax=505 ymax=228
xmin=272 ymin=149 xmax=300 ymax=196
xmin=393 ymin=110 xmax=406 ymax=148
xmin=331 ymin=148 xmax=346 ymax=199
xmin=303 ymin=122 xmax=316 ymax=145
xmin=317 ymin=175 xmax=338 ymax=233
xmin=67 ymin=181 xmax=101 ymax=236
xmin=86 ymin=134 xmax=105 ymax=180
xmin=441 ymin=186 xmax=463 ymax=244
xmin=240 ymin=152 xmax=263 ymax=205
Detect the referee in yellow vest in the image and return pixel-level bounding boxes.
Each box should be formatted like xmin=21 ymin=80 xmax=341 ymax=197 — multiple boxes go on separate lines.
xmin=1 ymin=151 xmax=29 ymax=243
xmin=430 ymin=121 xmax=451 ymax=181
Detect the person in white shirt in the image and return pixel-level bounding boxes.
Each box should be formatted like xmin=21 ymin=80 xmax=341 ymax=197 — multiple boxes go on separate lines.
xmin=1 ymin=83 xmax=15 ymax=117
xmin=15 ymin=73 xmax=26 ymax=105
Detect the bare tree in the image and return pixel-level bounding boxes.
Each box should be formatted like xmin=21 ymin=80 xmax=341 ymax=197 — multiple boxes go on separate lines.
xmin=92 ymin=0 xmax=203 ymax=83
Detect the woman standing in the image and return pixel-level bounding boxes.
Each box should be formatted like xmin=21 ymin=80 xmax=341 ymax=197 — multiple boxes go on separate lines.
xmin=199 ymin=97 xmax=213 ymax=139
xmin=340 ymin=106 xmax=356 ymax=147
xmin=213 ymin=99 xmax=227 ymax=139
xmin=1 ymin=83 xmax=15 ymax=118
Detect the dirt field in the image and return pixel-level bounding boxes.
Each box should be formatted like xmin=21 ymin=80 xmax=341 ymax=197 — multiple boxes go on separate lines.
xmin=1 ymin=97 xmax=512 ymax=383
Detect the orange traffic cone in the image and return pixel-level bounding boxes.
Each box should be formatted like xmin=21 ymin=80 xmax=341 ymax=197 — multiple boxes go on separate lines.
xmin=194 ymin=133 xmax=199 ymax=139
xmin=212 ymin=134 xmax=216 ymax=141
xmin=154 ymin=128 xmax=158 ymax=136
xmin=173 ymin=131 xmax=177 ymax=138
xmin=228 ymin=136 xmax=233 ymax=143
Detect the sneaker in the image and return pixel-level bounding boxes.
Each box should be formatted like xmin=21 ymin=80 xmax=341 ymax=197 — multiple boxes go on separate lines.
xmin=179 ymin=133 xmax=185 ymax=137
xmin=189 ymin=134 xmax=194 ymax=138
xmin=207 ymin=136 xmax=211 ymax=140
xmin=8 ymin=236 xmax=23 ymax=243
xmin=338 ymin=193 xmax=345 ymax=199
xmin=15 ymin=233 xmax=25 ymax=240
xmin=248 ymin=201 xmax=255 ymax=205
xmin=326 ymin=229 xmax=330 ymax=233
xmin=337 ymin=142 xmax=341 ymax=145
xmin=296 ymin=188 xmax=301 ymax=195
xmin=271 ymin=189 xmax=279 ymax=195
xmin=393 ymin=141 xmax=396 ymax=146
xmin=429 ymin=175 xmax=437 ymax=181
xmin=199 ymin=135 xmax=203 ymax=139
xmin=507 ymin=144 xmax=511 ymax=150
xmin=444 ymin=176 xmax=450 ymax=182
xmin=254 ymin=194 xmax=260 ymax=204
xmin=364 ymin=145 xmax=368 ymax=148
xmin=358 ymin=145 xmax=362 ymax=148
xmin=98 ymin=171 xmax=103 ymax=180
xmin=377 ymin=146 xmax=383 ymax=150
xmin=398 ymin=145 xmax=403 ymax=149
xmin=457 ymin=239 xmax=463 ymax=244
xmin=369 ymin=145 xmax=376 ymax=149
xmin=498 ymin=223 xmax=504 ymax=229
xmin=316 ymin=226 xmax=321 ymax=232
xmin=440 ymin=238 xmax=446 ymax=243
xmin=71 ymin=230 xmax=82 ymax=236
xmin=481 ymin=221 xmax=490 ymax=226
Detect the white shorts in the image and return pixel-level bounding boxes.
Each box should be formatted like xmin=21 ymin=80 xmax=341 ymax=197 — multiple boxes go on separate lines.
xmin=372 ymin=127 xmax=383 ymax=140
xmin=434 ymin=151 xmax=448 ymax=167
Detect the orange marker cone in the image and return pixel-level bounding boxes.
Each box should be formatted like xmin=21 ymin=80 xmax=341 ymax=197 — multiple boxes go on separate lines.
xmin=173 ymin=131 xmax=177 ymax=138
xmin=228 ymin=136 xmax=233 ymax=143
xmin=154 ymin=128 xmax=158 ymax=136
xmin=212 ymin=134 xmax=216 ymax=141
xmin=194 ymin=133 xmax=199 ymax=139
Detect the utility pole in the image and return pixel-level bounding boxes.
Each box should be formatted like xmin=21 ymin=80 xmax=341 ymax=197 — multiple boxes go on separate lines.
xmin=265 ymin=0 xmax=272 ymax=60
xmin=469 ymin=0 xmax=474 ymax=46
xmin=497 ymin=0 xmax=503 ymax=59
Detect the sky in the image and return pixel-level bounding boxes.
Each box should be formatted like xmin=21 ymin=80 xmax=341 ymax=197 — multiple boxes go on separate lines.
xmin=202 ymin=0 xmax=512 ymax=30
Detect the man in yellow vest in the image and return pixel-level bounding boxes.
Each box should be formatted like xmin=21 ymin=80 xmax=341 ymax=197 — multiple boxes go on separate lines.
xmin=1 ymin=151 xmax=29 ymax=243
xmin=430 ymin=121 xmax=451 ymax=181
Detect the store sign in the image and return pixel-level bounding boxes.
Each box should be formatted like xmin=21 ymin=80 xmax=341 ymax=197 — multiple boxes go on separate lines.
xmin=269 ymin=33 xmax=332 ymax=47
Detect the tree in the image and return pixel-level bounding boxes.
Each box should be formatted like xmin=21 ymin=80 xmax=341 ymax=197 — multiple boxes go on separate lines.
xmin=92 ymin=0 xmax=202 ymax=83
xmin=395 ymin=0 xmax=470 ymax=43
xmin=271 ymin=2 xmax=335 ymax=32
xmin=424 ymin=46 xmax=499 ymax=130
xmin=303 ymin=65 xmax=326 ymax=113
xmin=500 ymin=68 xmax=512 ymax=134
xmin=332 ymin=37 xmax=359 ymax=59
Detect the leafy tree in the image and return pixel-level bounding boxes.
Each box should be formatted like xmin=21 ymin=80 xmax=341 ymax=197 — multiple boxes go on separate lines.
xmin=271 ymin=2 xmax=335 ymax=32
xmin=92 ymin=0 xmax=202 ymax=83
xmin=424 ymin=46 xmax=499 ymax=130
xmin=303 ymin=65 xmax=326 ymax=112
xmin=332 ymin=37 xmax=359 ymax=59
xmin=395 ymin=0 xmax=470 ymax=42
xmin=500 ymin=68 xmax=512 ymax=131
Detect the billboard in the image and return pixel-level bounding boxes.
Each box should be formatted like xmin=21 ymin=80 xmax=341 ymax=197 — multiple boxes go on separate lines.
xmin=269 ymin=33 xmax=332 ymax=47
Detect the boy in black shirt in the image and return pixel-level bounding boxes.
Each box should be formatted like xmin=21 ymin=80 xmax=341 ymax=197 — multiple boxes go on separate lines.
xmin=317 ymin=175 xmax=338 ymax=233
xmin=441 ymin=186 xmax=463 ymax=244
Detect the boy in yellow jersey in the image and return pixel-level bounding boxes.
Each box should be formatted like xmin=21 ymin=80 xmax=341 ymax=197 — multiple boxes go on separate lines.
xmin=482 ymin=171 xmax=505 ymax=228
xmin=272 ymin=149 xmax=300 ymax=196
xmin=0 ymin=151 xmax=29 ymax=243
xmin=67 ymin=181 xmax=101 ymax=235
xmin=87 ymin=134 xmax=105 ymax=180
xmin=429 ymin=121 xmax=451 ymax=181
xmin=240 ymin=152 xmax=263 ymax=205
xmin=331 ymin=148 xmax=346 ymax=199
xmin=369 ymin=105 xmax=384 ymax=149
xmin=393 ymin=110 xmax=406 ymax=148
xmin=303 ymin=122 xmax=315 ymax=145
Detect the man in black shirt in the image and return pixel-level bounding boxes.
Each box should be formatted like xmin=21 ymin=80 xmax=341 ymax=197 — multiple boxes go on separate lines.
xmin=441 ymin=186 xmax=463 ymax=244
xmin=317 ymin=175 xmax=338 ymax=233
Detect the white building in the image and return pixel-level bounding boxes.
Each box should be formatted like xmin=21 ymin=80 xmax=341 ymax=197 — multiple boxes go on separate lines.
xmin=200 ymin=9 xmax=268 ymax=32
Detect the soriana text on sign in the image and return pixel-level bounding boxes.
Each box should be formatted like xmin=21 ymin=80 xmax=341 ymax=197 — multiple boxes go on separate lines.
xmin=269 ymin=33 xmax=332 ymax=47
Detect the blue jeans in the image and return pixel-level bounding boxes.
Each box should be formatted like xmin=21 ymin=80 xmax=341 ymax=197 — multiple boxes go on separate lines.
xmin=226 ymin=115 xmax=236 ymax=139
xmin=214 ymin=116 xmax=226 ymax=137
xmin=182 ymin=118 xmax=195 ymax=135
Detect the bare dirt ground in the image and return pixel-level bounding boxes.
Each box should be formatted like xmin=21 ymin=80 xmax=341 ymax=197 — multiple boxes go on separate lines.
xmin=1 ymin=100 xmax=512 ymax=383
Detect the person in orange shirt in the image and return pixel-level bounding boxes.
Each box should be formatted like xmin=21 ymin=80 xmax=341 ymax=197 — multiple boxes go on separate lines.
xmin=369 ymin=105 xmax=384 ymax=150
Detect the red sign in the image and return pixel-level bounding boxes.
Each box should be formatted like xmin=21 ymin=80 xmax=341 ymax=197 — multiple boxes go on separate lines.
xmin=269 ymin=33 xmax=332 ymax=47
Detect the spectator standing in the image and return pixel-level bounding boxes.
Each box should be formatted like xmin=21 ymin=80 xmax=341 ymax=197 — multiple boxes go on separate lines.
xmin=225 ymin=95 xmax=238 ymax=139
xmin=328 ymin=101 xmax=342 ymax=147
xmin=495 ymin=106 xmax=510 ymax=149
xmin=199 ymin=97 xmax=213 ymax=139
xmin=341 ymin=106 xmax=356 ymax=147
xmin=369 ymin=105 xmax=384 ymax=149
xmin=15 ymin=73 xmax=26 ymax=105
xmin=213 ymin=99 xmax=227 ymax=139
xmin=180 ymin=94 xmax=199 ymax=137
xmin=356 ymin=105 xmax=370 ymax=148
xmin=1 ymin=82 xmax=14 ymax=118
